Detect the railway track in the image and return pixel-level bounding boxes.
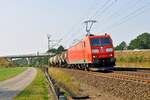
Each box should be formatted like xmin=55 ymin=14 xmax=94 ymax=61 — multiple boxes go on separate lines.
xmin=54 ymin=67 xmax=150 ymax=84
xmin=58 ymin=68 xmax=150 ymax=100
xmin=87 ymin=70 xmax=150 ymax=84
xmin=115 ymin=71 xmax=150 ymax=78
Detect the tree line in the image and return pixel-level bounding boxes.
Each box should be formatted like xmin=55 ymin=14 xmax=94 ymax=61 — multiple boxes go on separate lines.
xmin=115 ymin=32 xmax=150 ymax=50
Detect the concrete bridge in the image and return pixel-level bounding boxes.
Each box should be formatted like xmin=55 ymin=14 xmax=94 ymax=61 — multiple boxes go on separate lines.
xmin=0 ymin=52 xmax=54 ymax=65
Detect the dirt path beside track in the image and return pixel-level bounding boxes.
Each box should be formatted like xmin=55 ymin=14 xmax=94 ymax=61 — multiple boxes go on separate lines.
xmin=0 ymin=67 xmax=37 ymax=100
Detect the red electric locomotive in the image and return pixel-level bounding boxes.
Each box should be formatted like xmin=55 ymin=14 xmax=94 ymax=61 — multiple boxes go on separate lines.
xmin=67 ymin=33 xmax=116 ymax=71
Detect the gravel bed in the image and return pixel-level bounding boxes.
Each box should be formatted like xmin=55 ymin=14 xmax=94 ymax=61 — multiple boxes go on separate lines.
xmin=61 ymin=68 xmax=150 ymax=100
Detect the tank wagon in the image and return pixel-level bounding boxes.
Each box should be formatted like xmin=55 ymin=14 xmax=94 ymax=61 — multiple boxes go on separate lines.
xmin=49 ymin=33 xmax=116 ymax=71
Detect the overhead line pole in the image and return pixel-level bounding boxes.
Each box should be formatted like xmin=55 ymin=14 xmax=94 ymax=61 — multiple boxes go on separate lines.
xmin=47 ymin=34 xmax=51 ymax=50
xmin=47 ymin=34 xmax=62 ymax=51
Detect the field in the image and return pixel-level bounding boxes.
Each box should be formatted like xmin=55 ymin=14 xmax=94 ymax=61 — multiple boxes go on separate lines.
xmin=115 ymin=50 xmax=150 ymax=68
xmin=0 ymin=67 xmax=27 ymax=81
xmin=14 ymin=69 xmax=49 ymax=100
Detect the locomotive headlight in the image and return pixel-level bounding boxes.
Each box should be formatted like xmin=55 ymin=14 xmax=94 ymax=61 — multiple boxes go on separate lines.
xmin=109 ymin=54 xmax=113 ymax=56
xmin=106 ymin=48 xmax=113 ymax=52
xmin=93 ymin=56 xmax=96 ymax=58
xmin=92 ymin=49 xmax=99 ymax=53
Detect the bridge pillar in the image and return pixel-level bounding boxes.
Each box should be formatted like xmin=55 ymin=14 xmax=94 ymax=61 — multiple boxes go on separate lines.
xmin=26 ymin=57 xmax=32 ymax=65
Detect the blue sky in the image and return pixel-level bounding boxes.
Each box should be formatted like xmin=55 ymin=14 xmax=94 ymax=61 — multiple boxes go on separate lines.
xmin=0 ymin=0 xmax=150 ymax=55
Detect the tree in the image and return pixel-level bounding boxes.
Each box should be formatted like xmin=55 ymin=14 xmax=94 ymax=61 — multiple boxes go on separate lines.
xmin=47 ymin=48 xmax=57 ymax=53
xmin=115 ymin=41 xmax=127 ymax=50
xmin=57 ymin=45 xmax=65 ymax=53
xmin=46 ymin=45 xmax=65 ymax=54
xmin=128 ymin=33 xmax=150 ymax=49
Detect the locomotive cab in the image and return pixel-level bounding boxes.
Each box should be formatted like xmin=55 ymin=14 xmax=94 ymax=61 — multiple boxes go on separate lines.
xmin=89 ymin=34 xmax=116 ymax=70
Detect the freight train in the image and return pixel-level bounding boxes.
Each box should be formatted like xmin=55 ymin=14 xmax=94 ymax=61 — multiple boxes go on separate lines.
xmin=49 ymin=33 xmax=116 ymax=71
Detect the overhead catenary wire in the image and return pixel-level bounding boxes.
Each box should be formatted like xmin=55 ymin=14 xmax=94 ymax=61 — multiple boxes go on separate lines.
xmin=110 ymin=6 xmax=150 ymax=30
xmin=94 ymin=0 xmax=140 ymax=31
xmin=88 ymin=0 xmax=111 ymax=20
xmin=56 ymin=0 xmax=149 ymax=48
xmin=66 ymin=0 xmax=115 ymax=46
xmin=68 ymin=0 xmax=148 ymax=45
xmin=59 ymin=0 xmax=112 ymax=47
xmin=99 ymin=2 xmax=150 ymax=33
xmin=91 ymin=0 xmax=117 ymax=20
xmin=59 ymin=1 xmax=100 ymax=40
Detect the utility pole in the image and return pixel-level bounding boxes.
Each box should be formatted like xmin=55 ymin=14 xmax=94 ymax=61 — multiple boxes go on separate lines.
xmin=47 ymin=34 xmax=62 ymax=51
xmin=84 ymin=20 xmax=97 ymax=35
xmin=47 ymin=34 xmax=51 ymax=50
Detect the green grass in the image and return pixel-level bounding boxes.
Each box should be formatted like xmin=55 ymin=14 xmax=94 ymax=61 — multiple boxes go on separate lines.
xmin=14 ymin=69 xmax=49 ymax=100
xmin=48 ymin=68 xmax=80 ymax=95
xmin=0 ymin=67 xmax=27 ymax=81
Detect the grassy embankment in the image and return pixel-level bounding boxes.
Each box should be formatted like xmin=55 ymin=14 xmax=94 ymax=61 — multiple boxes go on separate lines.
xmin=48 ymin=68 xmax=80 ymax=95
xmin=14 ymin=69 xmax=49 ymax=100
xmin=0 ymin=67 xmax=27 ymax=81
xmin=115 ymin=50 xmax=150 ymax=68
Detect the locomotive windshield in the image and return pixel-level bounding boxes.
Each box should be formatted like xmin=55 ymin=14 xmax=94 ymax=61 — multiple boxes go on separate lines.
xmin=90 ymin=38 xmax=112 ymax=46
